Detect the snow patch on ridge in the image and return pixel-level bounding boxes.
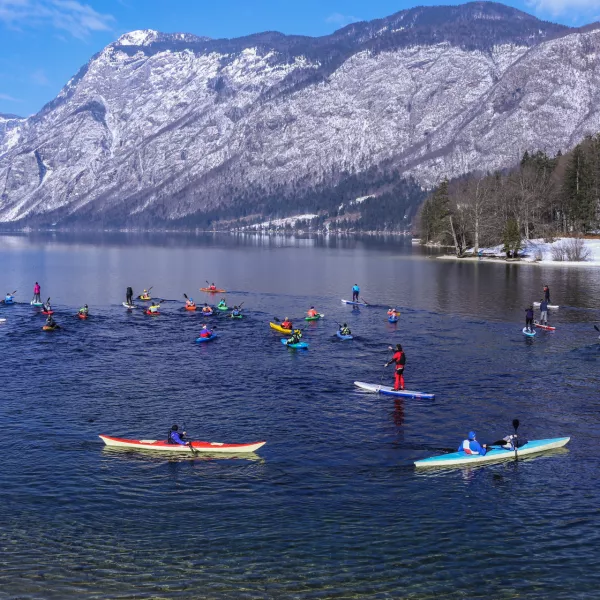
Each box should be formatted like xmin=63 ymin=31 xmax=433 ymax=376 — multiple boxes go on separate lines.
xmin=116 ymin=30 xmax=159 ymax=46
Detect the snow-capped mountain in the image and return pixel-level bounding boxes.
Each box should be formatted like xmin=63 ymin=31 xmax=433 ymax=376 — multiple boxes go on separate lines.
xmin=0 ymin=2 xmax=597 ymax=226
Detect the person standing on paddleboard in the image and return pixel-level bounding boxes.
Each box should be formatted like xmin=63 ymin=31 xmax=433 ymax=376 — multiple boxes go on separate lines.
xmin=525 ymin=305 xmax=534 ymax=333
xmin=126 ymin=286 xmax=133 ymax=305
xmin=458 ymin=431 xmax=488 ymax=455
xmin=385 ymin=344 xmax=406 ymax=391
xmin=33 ymin=282 xmax=41 ymax=303
xmin=539 ymin=299 xmax=549 ymax=326
xmin=544 ymin=285 xmax=551 ymax=304
xmin=352 ymin=284 xmax=360 ymax=302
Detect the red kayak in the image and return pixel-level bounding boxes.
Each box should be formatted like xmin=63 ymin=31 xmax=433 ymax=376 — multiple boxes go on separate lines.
xmin=41 ymin=310 xmax=54 ymax=315
xmin=145 ymin=310 xmax=160 ymax=316
xmin=535 ymin=322 xmax=556 ymax=331
xmin=99 ymin=435 xmax=266 ymax=453
xmin=78 ymin=313 xmax=88 ymax=320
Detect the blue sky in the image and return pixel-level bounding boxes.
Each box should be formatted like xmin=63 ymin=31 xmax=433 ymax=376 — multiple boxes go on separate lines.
xmin=0 ymin=0 xmax=597 ymax=117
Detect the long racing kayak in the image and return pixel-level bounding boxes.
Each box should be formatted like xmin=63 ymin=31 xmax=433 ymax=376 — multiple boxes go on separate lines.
xmin=533 ymin=302 xmax=559 ymax=309
xmin=200 ymin=288 xmax=226 ymax=293
xmin=99 ymin=435 xmax=266 ymax=453
xmin=270 ymin=322 xmax=292 ymax=334
xmin=341 ymin=299 xmax=368 ymax=306
xmin=414 ymin=437 xmax=570 ymax=468
xmin=354 ymin=381 xmax=435 ymax=400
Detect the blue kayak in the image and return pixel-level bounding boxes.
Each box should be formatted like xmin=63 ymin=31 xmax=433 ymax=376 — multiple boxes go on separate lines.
xmin=281 ymin=338 xmax=308 ymax=349
xmin=336 ymin=330 xmax=353 ymax=340
xmin=195 ymin=333 xmax=217 ymax=343
xmin=4 ymin=298 xmax=15 ymax=305
xmin=388 ymin=316 xmax=399 ymax=323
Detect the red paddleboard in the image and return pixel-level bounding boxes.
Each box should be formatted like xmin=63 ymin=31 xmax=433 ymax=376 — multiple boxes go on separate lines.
xmin=535 ymin=322 xmax=556 ymax=331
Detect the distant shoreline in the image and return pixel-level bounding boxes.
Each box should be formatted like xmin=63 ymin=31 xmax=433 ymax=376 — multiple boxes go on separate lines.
xmin=436 ymin=255 xmax=600 ymax=268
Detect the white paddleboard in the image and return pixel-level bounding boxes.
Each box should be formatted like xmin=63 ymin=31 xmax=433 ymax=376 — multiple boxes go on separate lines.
xmin=523 ymin=327 xmax=536 ymax=337
xmin=0 ymin=318 xmax=6 ymax=323
xmin=354 ymin=381 xmax=435 ymax=399
xmin=533 ymin=302 xmax=559 ymax=309
xmin=123 ymin=302 xmax=136 ymax=309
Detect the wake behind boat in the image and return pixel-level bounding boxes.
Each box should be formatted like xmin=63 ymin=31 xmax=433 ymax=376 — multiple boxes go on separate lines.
xmin=414 ymin=437 xmax=570 ymax=468
xmin=99 ymin=435 xmax=266 ymax=453
xmin=354 ymin=381 xmax=435 ymax=400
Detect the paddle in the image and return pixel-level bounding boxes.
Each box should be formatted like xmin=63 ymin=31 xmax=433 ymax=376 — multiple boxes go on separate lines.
xmin=360 ymin=297 xmax=370 ymax=306
xmin=512 ymin=419 xmax=520 ymax=461
xmin=594 ymin=325 xmax=599 ymax=333
xmin=181 ymin=422 xmax=198 ymax=455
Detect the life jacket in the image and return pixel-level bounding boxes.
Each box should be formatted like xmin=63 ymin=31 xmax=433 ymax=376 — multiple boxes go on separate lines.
xmin=200 ymin=329 xmax=211 ymax=338
xmin=307 ymin=310 xmax=317 ymax=317
xmin=167 ymin=430 xmax=179 ymax=444
xmin=282 ymin=321 xmax=292 ymax=329
xmin=461 ymin=440 xmax=480 ymax=455
xmin=341 ymin=328 xmax=350 ymax=335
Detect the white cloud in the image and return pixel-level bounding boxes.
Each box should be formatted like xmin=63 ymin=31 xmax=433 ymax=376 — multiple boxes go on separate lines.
xmin=0 ymin=0 xmax=115 ymax=39
xmin=325 ymin=12 xmax=362 ymax=28
xmin=527 ymin=0 xmax=600 ymax=18
xmin=31 ymin=68 xmax=49 ymax=85
xmin=0 ymin=92 xmax=20 ymax=101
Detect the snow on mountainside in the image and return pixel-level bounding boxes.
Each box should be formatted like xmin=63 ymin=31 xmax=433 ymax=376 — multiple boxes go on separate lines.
xmin=0 ymin=1 xmax=597 ymax=226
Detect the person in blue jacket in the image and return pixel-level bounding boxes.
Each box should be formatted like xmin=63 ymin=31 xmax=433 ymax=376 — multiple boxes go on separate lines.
xmin=352 ymin=284 xmax=360 ymax=302
xmin=167 ymin=424 xmax=188 ymax=446
xmin=458 ymin=431 xmax=488 ymax=455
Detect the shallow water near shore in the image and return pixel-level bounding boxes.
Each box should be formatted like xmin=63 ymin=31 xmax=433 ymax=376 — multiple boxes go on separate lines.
xmin=1 ymin=232 xmax=599 ymax=599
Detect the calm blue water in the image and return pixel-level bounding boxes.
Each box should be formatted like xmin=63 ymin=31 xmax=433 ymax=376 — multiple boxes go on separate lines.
xmin=1 ymin=232 xmax=599 ymax=599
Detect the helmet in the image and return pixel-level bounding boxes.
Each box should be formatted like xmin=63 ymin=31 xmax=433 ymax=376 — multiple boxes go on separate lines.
xmin=468 ymin=431 xmax=476 ymax=440
xmin=171 ymin=424 xmax=178 ymax=431
xmin=84 ymin=304 xmax=88 ymax=308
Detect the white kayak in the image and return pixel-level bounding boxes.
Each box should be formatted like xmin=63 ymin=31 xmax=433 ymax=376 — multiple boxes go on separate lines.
xmin=354 ymin=381 xmax=435 ymax=400
xmin=533 ymin=302 xmax=559 ymax=309
xmin=99 ymin=435 xmax=266 ymax=453
xmin=415 ymin=437 xmax=570 ymax=468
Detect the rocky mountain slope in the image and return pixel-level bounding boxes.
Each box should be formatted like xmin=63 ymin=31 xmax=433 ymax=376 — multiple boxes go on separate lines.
xmin=1 ymin=2 xmax=598 ymax=227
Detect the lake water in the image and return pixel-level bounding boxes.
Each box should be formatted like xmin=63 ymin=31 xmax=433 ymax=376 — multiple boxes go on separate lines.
xmin=1 ymin=232 xmax=599 ymax=599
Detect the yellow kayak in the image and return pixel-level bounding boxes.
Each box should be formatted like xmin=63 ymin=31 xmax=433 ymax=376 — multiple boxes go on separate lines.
xmin=270 ymin=322 xmax=292 ymax=334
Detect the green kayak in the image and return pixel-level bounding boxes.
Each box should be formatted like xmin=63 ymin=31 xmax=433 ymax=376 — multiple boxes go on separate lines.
xmin=217 ymin=304 xmax=229 ymax=311
xmin=305 ymin=313 xmax=324 ymax=321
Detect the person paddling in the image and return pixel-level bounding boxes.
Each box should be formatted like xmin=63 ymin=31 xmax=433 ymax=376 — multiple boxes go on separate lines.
xmin=202 ymin=303 xmax=212 ymax=314
xmin=231 ymin=306 xmax=242 ymax=317
xmin=387 ymin=307 xmax=399 ymax=318
xmin=42 ymin=299 xmax=52 ymax=313
xmin=199 ymin=324 xmax=213 ymax=338
xmin=148 ymin=301 xmax=160 ymax=314
xmin=167 ymin=425 xmax=190 ymax=446
xmin=4 ymin=292 xmax=14 ymax=304
xmin=287 ymin=329 xmax=303 ymax=345
xmin=79 ymin=304 xmax=89 ymax=316
xmin=525 ymin=305 xmax=534 ymax=332
xmin=339 ymin=323 xmax=351 ymax=336
xmin=45 ymin=314 xmax=57 ymax=328
xmin=33 ymin=282 xmax=41 ymax=303
xmin=281 ymin=317 xmax=293 ymax=330
xmin=186 ymin=297 xmax=196 ymax=309
xmin=307 ymin=306 xmax=318 ymax=318
xmin=352 ymin=284 xmax=360 ymax=302
xmin=458 ymin=431 xmax=488 ymax=455
xmin=126 ymin=287 xmax=134 ymax=305
xmin=385 ymin=343 xmax=406 ymax=391
xmin=543 ymin=285 xmax=551 ymax=304
xmin=538 ymin=298 xmax=549 ymax=326
xmin=209 ymin=283 xmax=217 ymax=291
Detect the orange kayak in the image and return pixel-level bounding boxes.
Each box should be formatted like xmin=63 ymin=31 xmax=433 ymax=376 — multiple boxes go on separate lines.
xmin=185 ymin=305 xmax=197 ymax=311
xmin=200 ymin=287 xmax=226 ymax=293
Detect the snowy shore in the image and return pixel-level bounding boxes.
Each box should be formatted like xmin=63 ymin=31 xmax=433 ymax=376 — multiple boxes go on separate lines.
xmin=437 ymin=238 xmax=600 ymax=267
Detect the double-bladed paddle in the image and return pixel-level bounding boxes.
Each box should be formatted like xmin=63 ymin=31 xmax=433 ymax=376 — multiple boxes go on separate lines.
xmin=594 ymin=325 xmax=599 ymax=333
xmin=512 ymin=419 xmax=520 ymax=460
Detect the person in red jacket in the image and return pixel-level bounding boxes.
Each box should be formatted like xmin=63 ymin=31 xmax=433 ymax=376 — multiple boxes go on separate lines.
xmin=385 ymin=343 xmax=406 ymax=391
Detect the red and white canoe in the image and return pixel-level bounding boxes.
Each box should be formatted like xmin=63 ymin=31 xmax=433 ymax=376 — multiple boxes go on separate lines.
xmin=535 ymin=322 xmax=556 ymax=331
xmin=99 ymin=434 xmax=266 ymax=453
